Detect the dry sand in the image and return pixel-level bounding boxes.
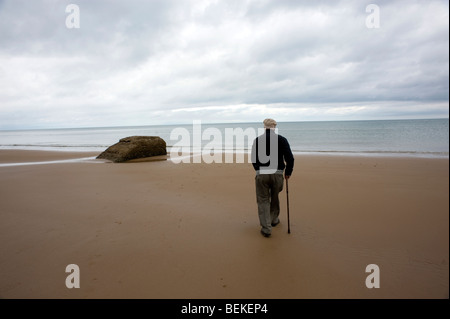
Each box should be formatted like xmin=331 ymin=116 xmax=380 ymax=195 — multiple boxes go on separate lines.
xmin=0 ymin=150 xmax=448 ymax=299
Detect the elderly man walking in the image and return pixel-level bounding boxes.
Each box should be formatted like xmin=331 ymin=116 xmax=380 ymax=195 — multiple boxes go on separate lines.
xmin=251 ymin=119 xmax=294 ymax=238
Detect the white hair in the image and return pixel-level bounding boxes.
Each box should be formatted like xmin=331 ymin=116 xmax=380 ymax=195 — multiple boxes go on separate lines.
xmin=263 ymin=118 xmax=277 ymax=129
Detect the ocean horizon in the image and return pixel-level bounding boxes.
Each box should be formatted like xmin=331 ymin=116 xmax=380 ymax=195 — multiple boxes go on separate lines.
xmin=0 ymin=118 xmax=448 ymax=158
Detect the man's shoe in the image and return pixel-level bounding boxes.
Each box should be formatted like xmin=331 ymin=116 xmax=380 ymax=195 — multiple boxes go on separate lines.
xmin=260 ymin=230 xmax=271 ymax=238
xmin=271 ymin=220 xmax=280 ymax=227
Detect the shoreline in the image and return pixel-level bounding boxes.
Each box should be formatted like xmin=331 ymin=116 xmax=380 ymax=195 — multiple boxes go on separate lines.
xmin=0 ymin=149 xmax=448 ymax=167
xmin=0 ymin=149 xmax=448 ymax=298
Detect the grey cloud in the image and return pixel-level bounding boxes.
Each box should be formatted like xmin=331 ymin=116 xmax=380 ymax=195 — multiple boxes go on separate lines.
xmin=0 ymin=0 xmax=448 ymax=129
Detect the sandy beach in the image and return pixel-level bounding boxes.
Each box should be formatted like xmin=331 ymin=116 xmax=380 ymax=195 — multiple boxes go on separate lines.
xmin=0 ymin=150 xmax=448 ymax=299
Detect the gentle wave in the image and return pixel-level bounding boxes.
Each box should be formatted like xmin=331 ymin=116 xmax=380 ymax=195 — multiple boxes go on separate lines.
xmin=0 ymin=144 xmax=110 ymax=148
xmin=1 ymin=144 xmax=448 ymax=158
xmin=290 ymin=150 xmax=449 ymax=157
xmin=1 ymin=119 xmax=448 ymax=156
xmin=0 ymin=157 xmax=98 ymax=168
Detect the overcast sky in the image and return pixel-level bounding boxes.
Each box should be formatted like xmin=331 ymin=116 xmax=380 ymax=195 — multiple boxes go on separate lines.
xmin=0 ymin=0 xmax=448 ymax=129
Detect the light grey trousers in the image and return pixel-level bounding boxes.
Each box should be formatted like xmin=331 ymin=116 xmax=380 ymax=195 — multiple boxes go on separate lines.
xmin=255 ymin=173 xmax=284 ymax=235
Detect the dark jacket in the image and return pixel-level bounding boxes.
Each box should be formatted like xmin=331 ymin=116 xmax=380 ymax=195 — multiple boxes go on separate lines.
xmin=251 ymin=129 xmax=294 ymax=176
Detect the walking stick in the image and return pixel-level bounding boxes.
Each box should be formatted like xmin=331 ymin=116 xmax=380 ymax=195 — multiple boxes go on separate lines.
xmin=286 ymin=178 xmax=291 ymax=234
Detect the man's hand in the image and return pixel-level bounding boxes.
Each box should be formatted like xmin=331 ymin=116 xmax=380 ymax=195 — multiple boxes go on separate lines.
xmin=285 ymin=175 xmax=290 ymax=180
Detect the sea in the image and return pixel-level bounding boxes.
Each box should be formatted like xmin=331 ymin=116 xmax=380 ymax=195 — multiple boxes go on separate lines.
xmin=0 ymin=119 xmax=448 ymax=158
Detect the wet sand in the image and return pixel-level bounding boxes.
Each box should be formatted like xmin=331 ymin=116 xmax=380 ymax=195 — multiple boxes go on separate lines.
xmin=0 ymin=150 xmax=448 ymax=298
